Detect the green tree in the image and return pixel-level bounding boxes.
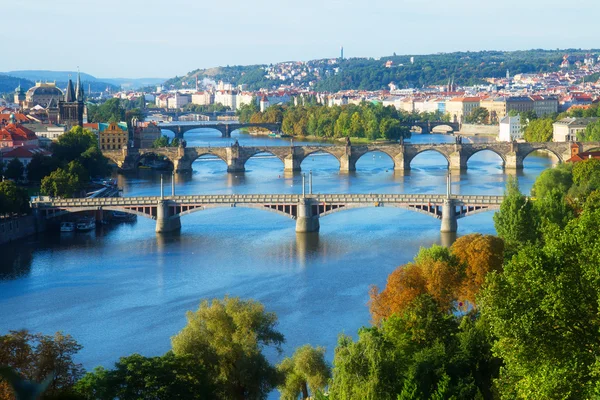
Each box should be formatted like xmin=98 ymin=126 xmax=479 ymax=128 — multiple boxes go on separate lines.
xmin=523 ymin=118 xmax=553 ymax=142
xmin=0 ymin=180 xmax=30 ymax=215
xmin=277 ymin=345 xmax=330 ymax=400
xmin=4 ymin=158 xmax=24 ymax=181
xmin=26 ymin=153 xmax=59 ymax=182
xmin=464 ymin=107 xmax=489 ymax=124
xmin=41 ymin=168 xmax=79 ymax=198
xmin=152 ymin=136 xmax=170 ymax=148
xmin=171 ymin=296 xmax=284 ymax=400
xmin=493 ymin=177 xmax=538 ymax=252
xmin=349 ymin=112 xmax=364 ymax=138
xmin=52 ymin=127 xmax=99 ymax=164
xmin=0 ymin=330 xmax=84 ymax=399
xmin=580 ymin=119 xmax=600 ymax=142
xmin=75 ymin=352 xmax=215 ymax=400
xmin=80 ymin=147 xmax=110 ymax=179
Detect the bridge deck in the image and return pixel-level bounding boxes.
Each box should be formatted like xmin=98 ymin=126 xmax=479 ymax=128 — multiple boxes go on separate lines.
xmin=32 ymin=194 xmax=504 ymax=207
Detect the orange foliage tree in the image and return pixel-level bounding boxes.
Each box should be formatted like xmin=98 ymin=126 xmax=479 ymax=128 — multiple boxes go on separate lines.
xmin=369 ymin=235 xmax=504 ymax=324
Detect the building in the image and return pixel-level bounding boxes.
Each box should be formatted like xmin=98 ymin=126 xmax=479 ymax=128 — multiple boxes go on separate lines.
xmin=259 ymin=95 xmax=270 ymax=112
xmin=214 ymin=90 xmax=236 ymax=110
xmin=25 ymin=82 xmax=64 ymax=108
xmin=480 ymin=97 xmax=507 ymax=123
xmin=505 ymin=96 xmax=534 ymax=115
xmin=191 ymin=91 xmax=214 ymax=106
xmin=13 ymin=85 xmax=26 ymax=108
xmin=0 ymin=121 xmax=39 ymax=149
xmin=1 ymin=146 xmax=51 ymax=170
xmin=26 ymin=123 xmax=66 ymax=147
xmin=99 ymin=122 xmax=128 ymax=151
xmin=498 ymin=115 xmax=522 ymax=142
xmin=530 ymin=95 xmax=558 ymax=117
xmin=58 ymin=74 xmax=85 ymax=128
xmin=133 ymin=121 xmax=162 ymax=148
xmin=552 ymin=117 xmax=599 ymax=142
xmin=445 ymin=97 xmax=480 ymax=123
xmin=167 ymin=93 xmax=190 ymax=109
xmin=0 ymin=113 xmax=29 ymax=125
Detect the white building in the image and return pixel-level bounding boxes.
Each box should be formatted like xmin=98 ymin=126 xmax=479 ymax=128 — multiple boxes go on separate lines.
xmin=191 ymin=92 xmax=214 ymax=106
xmin=167 ymin=93 xmax=190 ymax=109
xmin=259 ymin=96 xmax=270 ymax=112
xmin=498 ymin=115 xmax=522 ymax=142
xmin=553 ymin=117 xmax=598 ymax=142
xmin=214 ymin=91 xmax=236 ymax=110
xmin=236 ymin=92 xmax=255 ymax=110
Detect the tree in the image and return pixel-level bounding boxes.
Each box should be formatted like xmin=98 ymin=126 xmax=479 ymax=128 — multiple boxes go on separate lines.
xmin=41 ymin=168 xmax=79 ymax=198
xmin=451 ymin=234 xmax=504 ymax=306
xmin=52 ymin=127 xmax=98 ymax=164
xmin=493 ymin=177 xmax=538 ymax=252
xmin=0 ymin=330 xmax=84 ymax=399
xmin=171 ymin=296 xmax=284 ymax=400
xmin=4 ymin=158 xmax=24 ymax=181
xmin=277 ymin=345 xmax=330 ymax=400
xmin=152 ymin=136 xmax=170 ymax=148
xmin=0 ymin=180 xmax=30 ymax=215
xmin=580 ymin=119 xmax=600 ymax=142
xmin=75 ymin=352 xmax=215 ymax=400
xmin=464 ymin=107 xmax=489 ymax=124
xmin=523 ymin=118 xmax=553 ymax=142
xmin=26 ymin=153 xmax=59 ymax=182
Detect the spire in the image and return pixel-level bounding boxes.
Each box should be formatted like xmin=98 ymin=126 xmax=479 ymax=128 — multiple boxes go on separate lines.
xmin=65 ymin=78 xmax=75 ymax=102
xmin=76 ymin=68 xmax=84 ymax=101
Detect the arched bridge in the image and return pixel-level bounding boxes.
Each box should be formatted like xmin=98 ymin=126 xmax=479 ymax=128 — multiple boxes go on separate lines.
xmin=101 ymin=141 xmax=600 ymax=173
xmin=157 ymin=122 xmax=281 ymax=138
xmin=408 ymin=121 xmax=460 ymax=134
xmin=32 ymin=193 xmax=503 ymax=234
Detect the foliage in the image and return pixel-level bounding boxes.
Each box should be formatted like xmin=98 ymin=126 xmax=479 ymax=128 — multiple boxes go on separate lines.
xmin=3 ymin=159 xmax=24 ymax=181
xmin=493 ymin=177 xmax=538 ymax=253
xmin=0 ymin=180 xmax=30 ymax=215
xmin=463 ymin=107 xmax=489 ymax=124
xmin=580 ymin=119 xmax=600 ymax=142
xmin=0 ymin=330 xmax=84 ymax=399
xmin=26 ymin=153 xmax=60 ymax=182
xmin=277 ymin=345 xmax=330 ymax=400
xmin=523 ymin=118 xmax=553 ymax=142
xmin=41 ymin=168 xmax=79 ymax=198
xmin=151 ymin=135 xmax=180 ymax=148
xmin=171 ymin=296 xmax=284 ymax=400
xmin=52 ymin=127 xmax=99 ymax=164
xmin=75 ymin=352 xmax=215 ymax=400
xmin=183 ymin=102 xmax=231 ymax=113
xmin=86 ymin=98 xmax=143 ymax=124
xmin=330 ymin=295 xmax=500 ymax=400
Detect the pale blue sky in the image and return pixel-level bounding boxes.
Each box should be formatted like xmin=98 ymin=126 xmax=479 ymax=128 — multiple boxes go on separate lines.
xmin=4 ymin=0 xmax=598 ymax=78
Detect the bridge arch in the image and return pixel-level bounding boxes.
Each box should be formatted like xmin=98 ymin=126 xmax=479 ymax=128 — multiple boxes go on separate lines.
xmin=188 ymin=151 xmax=228 ymax=165
xmin=42 ymin=206 xmax=155 ymax=220
xmin=431 ymin=124 xmax=456 ymax=133
xmin=134 ymin=151 xmax=175 ymax=169
xmin=521 ymin=147 xmax=563 ymax=164
xmin=177 ymin=203 xmax=296 ymax=220
xmin=408 ymin=148 xmax=451 ymax=168
xmin=465 ymin=148 xmax=506 ymax=167
xmin=354 ymin=150 xmax=396 ymax=170
xmin=242 ymin=150 xmax=286 ymax=169
xmin=299 ymin=149 xmax=342 ymax=167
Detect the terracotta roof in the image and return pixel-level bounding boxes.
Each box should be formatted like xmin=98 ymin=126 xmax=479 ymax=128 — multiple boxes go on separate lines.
xmin=0 ymin=113 xmax=29 ymax=124
xmin=1 ymin=146 xmax=51 ymax=158
xmin=567 ymin=151 xmax=600 ymax=163
xmin=0 ymin=124 xmax=38 ymax=142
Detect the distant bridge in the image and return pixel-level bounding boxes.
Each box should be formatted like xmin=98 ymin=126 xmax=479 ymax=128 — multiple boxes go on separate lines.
xmin=157 ymin=122 xmax=281 ymax=138
xmin=407 ymin=121 xmax=460 ymax=133
xmin=31 ymin=193 xmax=504 ymax=234
xmin=102 ymin=141 xmax=597 ymax=173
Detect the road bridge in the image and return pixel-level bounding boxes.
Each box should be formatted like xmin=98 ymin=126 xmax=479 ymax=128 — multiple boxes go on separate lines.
xmin=408 ymin=121 xmax=460 ymax=133
xmin=157 ymin=122 xmax=281 ymax=138
xmin=32 ymin=192 xmax=503 ymax=234
xmin=102 ymin=141 xmax=599 ymax=173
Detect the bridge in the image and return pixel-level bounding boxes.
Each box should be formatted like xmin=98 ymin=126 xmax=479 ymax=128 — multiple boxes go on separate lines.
xmin=31 ymin=192 xmax=504 ymax=234
xmin=408 ymin=121 xmax=460 ymax=134
xmin=157 ymin=122 xmax=282 ymax=138
xmin=102 ymin=141 xmax=599 ymax=173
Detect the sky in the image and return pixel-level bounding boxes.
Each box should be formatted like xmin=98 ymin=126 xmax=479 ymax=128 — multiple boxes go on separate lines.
xmin=3 ymin=0 xmax=599 ymax=79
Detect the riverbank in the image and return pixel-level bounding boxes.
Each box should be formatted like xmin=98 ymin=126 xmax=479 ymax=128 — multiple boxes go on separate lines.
xmin=0 ymin=215 xmax=46 ymax=245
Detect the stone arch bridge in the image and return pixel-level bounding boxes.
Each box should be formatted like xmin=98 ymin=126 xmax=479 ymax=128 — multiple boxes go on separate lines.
xmin=102 ymin=141 xmax=599 ymax=173
xmin=409 ymin=121 xmax=460 ymax=134
xmin=157 ymin=122 xmax=281 ymax=139
xmin=31 ymin=193 xmax=504 ymax=234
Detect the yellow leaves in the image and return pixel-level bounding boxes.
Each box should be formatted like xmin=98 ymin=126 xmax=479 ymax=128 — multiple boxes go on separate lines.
xmin=369 ymin=234 xmax=505 ymax=324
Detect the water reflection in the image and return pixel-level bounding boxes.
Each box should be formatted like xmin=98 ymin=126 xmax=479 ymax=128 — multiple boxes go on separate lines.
xmin=295 ymin=233 xmax=320 ymax=268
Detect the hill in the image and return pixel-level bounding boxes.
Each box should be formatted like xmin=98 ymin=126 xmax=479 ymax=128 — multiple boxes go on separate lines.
xmin=165 ymin=48 xmax=600 ymax=92
xmin=0 ymin=75 xmax=34 ymax=95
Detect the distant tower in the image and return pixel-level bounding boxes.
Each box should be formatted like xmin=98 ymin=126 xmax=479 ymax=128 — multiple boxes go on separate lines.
xmin=410 ymin=56 xmax=414 ymax=64
xmin=506 ymin=69 xmax=510 ymax=80
xmin=14 ymin=83 xmax=26 ymax=108
xmin=195 ymin=75 xmax=199 ymax=92
xmin=58 ymin=71 xmax=85 ymax=128
xmin=340 ymin=46 xmax=344 ymax=60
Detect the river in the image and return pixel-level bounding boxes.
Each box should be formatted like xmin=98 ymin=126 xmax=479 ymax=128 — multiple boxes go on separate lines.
xmin=0 ymin=130 xmax=555 ymax=396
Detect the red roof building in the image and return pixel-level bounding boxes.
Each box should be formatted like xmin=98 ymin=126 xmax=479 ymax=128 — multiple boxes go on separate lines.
xmin=0 ymin=124 xmax=39 ymax=149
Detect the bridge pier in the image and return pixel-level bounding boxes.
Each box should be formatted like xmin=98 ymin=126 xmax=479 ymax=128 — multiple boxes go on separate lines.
xmin=393 ymin=153 xmax=410 ymax=172
xmin=505 ymin=153 xmax=523 ymax=170
xmin=284 ymin=154 xmax=301 ymax=172
xmin=226 ymin=144 xmax=245 ymax=173
xmin=296 ymin=199 xmax=320 ymax=233
xmin=339 ymin=155 xmax=356 ymax=173
xmin=156 ymin=200 xmax=181 ymax=233
xmin=440 ymin=199 xmax=458 ymax=233
xmin=449 ymin=151 xmax=467 ymax=171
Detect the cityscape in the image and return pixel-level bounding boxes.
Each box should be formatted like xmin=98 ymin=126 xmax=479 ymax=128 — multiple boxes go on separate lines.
xmin=1 ymin=1 xmax=600 ymax=399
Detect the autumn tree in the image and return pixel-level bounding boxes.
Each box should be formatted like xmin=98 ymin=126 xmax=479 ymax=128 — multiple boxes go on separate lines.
xmin=451 ymin=234 xmax=504 ymax=306
xmin=277 ymin=345 xmax=330 ymax=400
xmin=523 ymin=118 xmax=553 ymax=142
xmin=171 ymin=296 xmax=284 ymax=400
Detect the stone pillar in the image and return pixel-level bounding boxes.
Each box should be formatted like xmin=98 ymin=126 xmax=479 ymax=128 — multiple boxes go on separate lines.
xmin=226 ymin=145 xmax=245 ymax=173
xmin=155 ymin=200 xmax=181 ymax=233
xmin=284 ymin=150 xmax=301 ymax=172
xmin=505 ymin=152 xmax=523 ymax=170
xmin=394 ymin=151 xmax=410 ymax=172
xmin=172 ymin=158 xmax=193 ymax=173
xmin=339 ymin=155 xmax=356 ymax=172
xmin=448 ymin=151 xmax=466 ymax=171
xmin=296 ymin=199 xmax=320 ymax=233
xmin=440 ymin=199 xmax=457 ymax=233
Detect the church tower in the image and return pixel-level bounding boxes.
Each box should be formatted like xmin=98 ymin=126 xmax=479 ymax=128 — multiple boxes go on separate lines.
xmin=14 ymin=84 xmax=26 ymax=108
xmin=59 ymin=72 xmax=85 ymax=128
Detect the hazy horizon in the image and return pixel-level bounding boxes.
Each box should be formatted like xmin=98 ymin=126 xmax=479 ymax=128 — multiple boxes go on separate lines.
xmin=4 ymin=0 xmax=599 ymax=78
